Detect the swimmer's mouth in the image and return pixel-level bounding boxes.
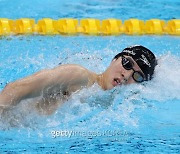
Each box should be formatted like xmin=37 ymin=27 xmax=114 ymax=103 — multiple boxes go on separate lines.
xmin=113 ymin=78 xmax=122 ymax=87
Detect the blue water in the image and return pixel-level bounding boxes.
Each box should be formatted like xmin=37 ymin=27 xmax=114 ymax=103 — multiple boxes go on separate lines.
xmin=0 ymin=0 xmax=180 ymax=20
xmin=0 ymin=0 xmax=180 ymax=153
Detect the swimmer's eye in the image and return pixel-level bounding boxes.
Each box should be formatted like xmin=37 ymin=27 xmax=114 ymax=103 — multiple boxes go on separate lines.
xmin=121 ymin=56 xmax=144 ymax=83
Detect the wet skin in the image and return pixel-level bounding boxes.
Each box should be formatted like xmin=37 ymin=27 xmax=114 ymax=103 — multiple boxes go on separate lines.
xmin=100 ymin=55 xmax=144 ymax=90
xmin=0 ymin=56 xmax=144 ymax=115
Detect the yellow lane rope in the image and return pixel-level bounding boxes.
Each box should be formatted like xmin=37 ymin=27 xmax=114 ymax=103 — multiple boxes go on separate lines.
xmin=0 ymin=18 xmax=179 ymax=36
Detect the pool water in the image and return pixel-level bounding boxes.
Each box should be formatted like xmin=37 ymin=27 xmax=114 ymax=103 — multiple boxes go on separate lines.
xmin=0 ymin=0 xmax=180 ymax=153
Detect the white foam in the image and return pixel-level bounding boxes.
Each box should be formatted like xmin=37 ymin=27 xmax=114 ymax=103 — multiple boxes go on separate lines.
xmin=140 ymin=53 xmax=180 ymax=101
xmin=1 ymin=52 xmax=180 ymax=131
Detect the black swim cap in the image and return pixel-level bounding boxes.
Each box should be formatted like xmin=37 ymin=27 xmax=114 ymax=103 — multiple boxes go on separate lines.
xmin=113 ymin=45 xmax=157 ymax=81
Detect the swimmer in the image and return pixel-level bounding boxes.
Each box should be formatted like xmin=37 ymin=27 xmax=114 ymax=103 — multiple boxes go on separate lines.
xmin=0 ymin=45 xmax=157 ymax=115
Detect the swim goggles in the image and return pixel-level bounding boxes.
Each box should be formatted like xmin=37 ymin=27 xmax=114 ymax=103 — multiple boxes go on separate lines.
xmin=121 ymin=56 xmax=145 ymax=83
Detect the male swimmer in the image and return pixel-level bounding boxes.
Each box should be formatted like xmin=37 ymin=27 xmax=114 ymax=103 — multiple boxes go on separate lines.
xmin=0 ymin=45 xmax=157 ymax=115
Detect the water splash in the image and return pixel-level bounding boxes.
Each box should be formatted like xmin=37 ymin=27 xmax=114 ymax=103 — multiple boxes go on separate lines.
xmin=1 ymin=53 xmax=180 ymax=130
xmin=141 ymin=53 xmax=180 ymax=101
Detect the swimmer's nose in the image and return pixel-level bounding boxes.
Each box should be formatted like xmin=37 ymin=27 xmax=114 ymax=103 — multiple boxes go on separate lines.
xmin=121 ymin=70 xmax=133 ymax=83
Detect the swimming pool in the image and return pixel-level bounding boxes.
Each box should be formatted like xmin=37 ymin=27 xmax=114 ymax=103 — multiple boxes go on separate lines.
xmin=0 ymin=0 xmax=180 ymax=153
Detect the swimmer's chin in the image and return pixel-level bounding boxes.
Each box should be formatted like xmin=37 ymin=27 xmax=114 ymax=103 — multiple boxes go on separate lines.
xmin=103 ymin=84 xmax=122 ymax=91
xmin=96 ymin=81 xmax=122 ymax=91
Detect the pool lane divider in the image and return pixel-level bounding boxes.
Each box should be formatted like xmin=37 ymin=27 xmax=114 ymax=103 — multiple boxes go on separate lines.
xmin=0 ymin=18 xmax=180 ymax=36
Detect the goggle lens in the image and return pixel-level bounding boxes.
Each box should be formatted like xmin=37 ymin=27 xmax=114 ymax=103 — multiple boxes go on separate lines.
xmin=122 ymin=56 xmax=144 ymax=83
xmin=133 ymin=72 xmax=144 ymax=83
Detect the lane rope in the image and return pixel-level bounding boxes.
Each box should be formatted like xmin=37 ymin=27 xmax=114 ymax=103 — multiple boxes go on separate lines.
xmin=0 ymin=18 xmax=179 ymax=35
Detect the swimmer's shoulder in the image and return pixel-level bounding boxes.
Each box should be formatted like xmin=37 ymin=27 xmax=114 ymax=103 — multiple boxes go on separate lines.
xmin=53 ymin=64 xmax=92 ymax=74
xmin=53 ymin=64 xmax=97 ymax=85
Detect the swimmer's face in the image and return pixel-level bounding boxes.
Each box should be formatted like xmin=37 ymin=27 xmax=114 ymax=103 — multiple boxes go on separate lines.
xmin=103 ymin=56 xmax=144 ymax=90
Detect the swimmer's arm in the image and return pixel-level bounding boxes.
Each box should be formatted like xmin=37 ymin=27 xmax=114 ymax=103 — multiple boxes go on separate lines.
xmin=0 ymin=65 xmax=92 ymax=109
xmin=0 ymin=69 xmax=52 ymax=108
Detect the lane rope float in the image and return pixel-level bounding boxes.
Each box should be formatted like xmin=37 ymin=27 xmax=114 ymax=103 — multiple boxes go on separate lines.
xmin=0 ymin=18 xmax=179 ymax=36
